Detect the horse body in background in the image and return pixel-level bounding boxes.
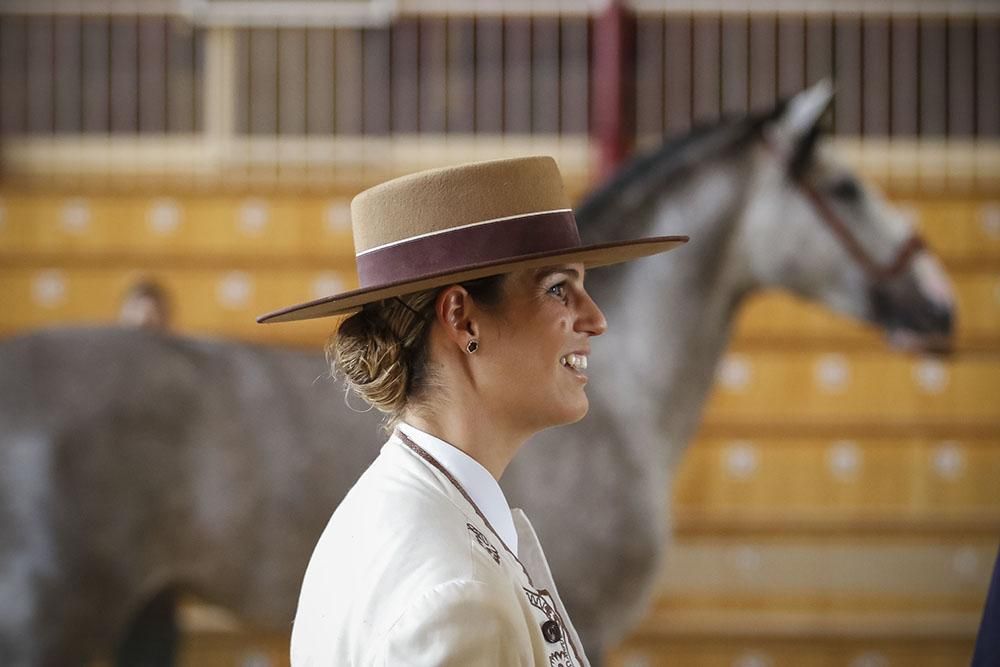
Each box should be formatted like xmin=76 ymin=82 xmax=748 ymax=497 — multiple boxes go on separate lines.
xmin=0 ymin=329 xmax=380 ymax=665
xmin=0 ymin=83 xmax=954 ymax=665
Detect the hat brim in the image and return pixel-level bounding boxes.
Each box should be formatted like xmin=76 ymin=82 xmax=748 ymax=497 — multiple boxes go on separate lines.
xmin=256 ymin=235 xmax=688 ymax=323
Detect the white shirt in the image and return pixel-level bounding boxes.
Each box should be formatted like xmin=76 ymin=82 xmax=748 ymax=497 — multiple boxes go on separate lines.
xmin=396 ymin=421 xmax=519 ymax=556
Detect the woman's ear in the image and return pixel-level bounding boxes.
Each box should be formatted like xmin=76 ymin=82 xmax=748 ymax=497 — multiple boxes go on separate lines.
xmin=435 ymin=286 xmax=478 ymax=349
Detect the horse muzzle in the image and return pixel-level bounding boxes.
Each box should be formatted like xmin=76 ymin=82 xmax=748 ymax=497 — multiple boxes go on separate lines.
xmin=869 ymin=252 xmax=956 ymax=356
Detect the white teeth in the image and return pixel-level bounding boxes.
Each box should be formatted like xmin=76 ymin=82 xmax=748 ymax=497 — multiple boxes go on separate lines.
xmin=561 ymin=353 xmax=588 ymax=371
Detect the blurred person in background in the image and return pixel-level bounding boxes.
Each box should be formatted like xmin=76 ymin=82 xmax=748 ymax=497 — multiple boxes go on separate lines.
xmin=118 ymin=278 xmax=173 ymax=331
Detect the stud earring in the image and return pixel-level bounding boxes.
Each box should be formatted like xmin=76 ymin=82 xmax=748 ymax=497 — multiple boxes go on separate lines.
xmin=466 ymin=340 xmax=479 ymax=354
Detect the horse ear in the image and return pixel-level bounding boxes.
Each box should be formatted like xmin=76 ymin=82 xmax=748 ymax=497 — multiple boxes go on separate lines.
xmin=769 ymin=79 xmax=834 ymax=149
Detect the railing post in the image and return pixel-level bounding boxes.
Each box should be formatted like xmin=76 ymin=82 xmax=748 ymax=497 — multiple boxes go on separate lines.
xmin=204 ymin=26 xmax=236 ymax=173
xmin=592 ymin=0 xmax=636 ymax=182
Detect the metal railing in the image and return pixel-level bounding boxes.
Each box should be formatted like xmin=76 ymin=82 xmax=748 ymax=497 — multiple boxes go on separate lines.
xmin=1 ymin=2 xmax=997 ymax=187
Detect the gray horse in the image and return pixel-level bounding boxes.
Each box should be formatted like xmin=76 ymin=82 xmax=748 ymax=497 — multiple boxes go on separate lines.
xmin=504 ymin=80 xmax=954 ymax=657
xmin=0 ymin=83 xmax=953 ymax=665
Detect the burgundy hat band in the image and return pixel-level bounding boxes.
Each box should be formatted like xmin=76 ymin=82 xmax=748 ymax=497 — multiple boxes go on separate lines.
xmin=355 ymin=210 xmax=581 ymax=288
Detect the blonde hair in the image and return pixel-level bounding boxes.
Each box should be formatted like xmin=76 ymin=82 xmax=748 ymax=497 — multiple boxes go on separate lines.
xmin=328 ymin=276 xmax=506 ymax=432
xmin=327 ymin=290 xmax=437 ymax=432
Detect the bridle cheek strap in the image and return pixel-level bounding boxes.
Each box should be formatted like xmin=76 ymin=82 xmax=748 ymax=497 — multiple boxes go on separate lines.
xmin=762 ymin=134 xmax=926 ymax=284
xmin=798 ymin=183 xmax=926 ymax=283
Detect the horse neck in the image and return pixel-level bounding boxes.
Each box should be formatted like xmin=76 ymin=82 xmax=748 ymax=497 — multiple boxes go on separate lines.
xmin=587 ymin=154 xmax=757 ymax=470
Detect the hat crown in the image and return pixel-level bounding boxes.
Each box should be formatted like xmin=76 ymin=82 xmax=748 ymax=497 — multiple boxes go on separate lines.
xmin=350 ymin=156 xmax=572 ymax=254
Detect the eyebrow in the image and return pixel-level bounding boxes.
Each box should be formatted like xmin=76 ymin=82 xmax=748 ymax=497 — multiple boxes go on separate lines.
xmin=535 ymin=267 xmax=581 ymax=282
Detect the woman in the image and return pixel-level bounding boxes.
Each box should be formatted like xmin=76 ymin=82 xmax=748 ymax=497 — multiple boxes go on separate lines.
xmin=257 ymin=156 xmax=687 ymax=665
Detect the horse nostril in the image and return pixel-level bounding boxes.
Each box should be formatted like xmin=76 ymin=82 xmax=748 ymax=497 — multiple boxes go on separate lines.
xmin=869 ymin=284 xmax=892 ymax=324
xmin=932 ymin=304 xmax=954 ymax=336
xmin=869 ymin=282 xmax=955 ymax=337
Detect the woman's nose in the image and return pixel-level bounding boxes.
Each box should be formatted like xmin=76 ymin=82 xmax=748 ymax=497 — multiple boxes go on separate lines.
xmin=578 ymin=291 xmax=608 ymax=337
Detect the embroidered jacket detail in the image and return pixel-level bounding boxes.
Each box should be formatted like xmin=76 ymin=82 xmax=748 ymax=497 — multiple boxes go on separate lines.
xmin=549 ymin=650 xmax=572 ymax=667
xmin=396 ymin=431 xmax=587 ymax=665
xmin=523 ymin=587 xmax=575 ymax=666
xmin=466 ymin=522 xmax=501 ymax=565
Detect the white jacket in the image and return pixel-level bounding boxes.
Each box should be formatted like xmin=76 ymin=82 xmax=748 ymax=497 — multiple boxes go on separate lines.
xmin=290 ymin=432 xmax=590 ymax=666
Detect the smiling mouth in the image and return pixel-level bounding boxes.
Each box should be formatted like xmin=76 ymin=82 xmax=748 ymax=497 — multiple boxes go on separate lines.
xmin=560 ymin=353 xmax=588 ymax=371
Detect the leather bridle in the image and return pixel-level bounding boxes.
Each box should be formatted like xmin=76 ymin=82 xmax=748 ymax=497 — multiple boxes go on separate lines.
xmin=765 ymin=137 xmax=925 ymax=284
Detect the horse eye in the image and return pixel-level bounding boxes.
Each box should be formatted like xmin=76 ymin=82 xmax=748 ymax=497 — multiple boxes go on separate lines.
xmin=830 ymin=177 xmax=862 ymax=202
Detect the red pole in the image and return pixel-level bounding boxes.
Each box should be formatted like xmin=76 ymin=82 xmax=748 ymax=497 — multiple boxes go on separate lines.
xmin=592 ymin=0 xmax=636 ymax=183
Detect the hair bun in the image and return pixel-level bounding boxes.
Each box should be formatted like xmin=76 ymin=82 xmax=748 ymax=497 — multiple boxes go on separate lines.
xmin=325 ymin=276 xmax=503 ymax=431
xmin=331 ymin=307 xmax=411 ymax=416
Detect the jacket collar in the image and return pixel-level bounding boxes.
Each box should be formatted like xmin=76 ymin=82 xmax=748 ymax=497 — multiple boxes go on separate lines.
xmin=395 ymin=422 xmax=519 ymax=555
xmin=393 ymin=428 xmax=549 ymax=595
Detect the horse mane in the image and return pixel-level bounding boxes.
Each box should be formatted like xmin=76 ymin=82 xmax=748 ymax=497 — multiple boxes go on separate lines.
xmin=576 ymin=103 xmax=785 ymax=241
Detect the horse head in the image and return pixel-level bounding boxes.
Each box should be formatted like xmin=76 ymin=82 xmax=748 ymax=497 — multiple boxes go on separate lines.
xmin=741 ymin=80 xmax=955 ymax=354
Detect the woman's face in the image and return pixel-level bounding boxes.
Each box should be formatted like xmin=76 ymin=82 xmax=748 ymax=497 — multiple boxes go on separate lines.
xmin=475 ymin=262 xmax=607 ymax=432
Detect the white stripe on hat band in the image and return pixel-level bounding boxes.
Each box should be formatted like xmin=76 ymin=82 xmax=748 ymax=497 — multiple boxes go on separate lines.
xmin=355 ymin=208 xmax=574 ymax=258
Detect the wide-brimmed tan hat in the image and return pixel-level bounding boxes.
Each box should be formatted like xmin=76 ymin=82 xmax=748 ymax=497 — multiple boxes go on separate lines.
xmin=257 ymin=156 xmax=688 ymax=323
